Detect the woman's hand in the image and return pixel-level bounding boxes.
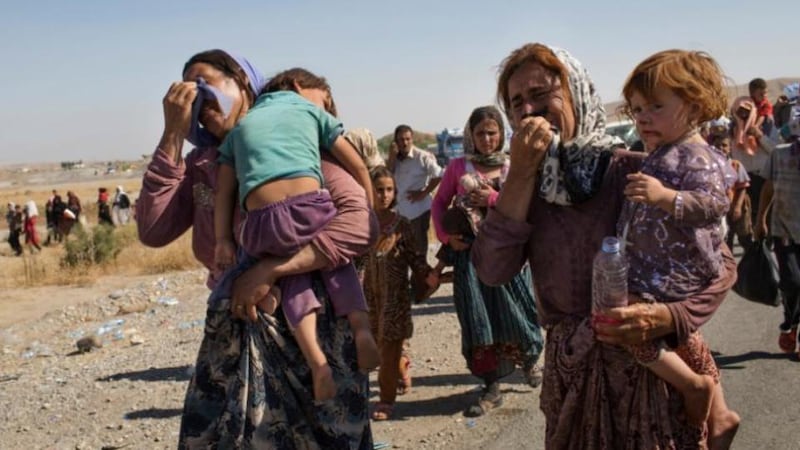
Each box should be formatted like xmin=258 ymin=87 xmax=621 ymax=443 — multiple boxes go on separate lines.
xmin=492 ymin=116 xmax=552 ymax=223
xmin=592 ymin=301 xmax=674 ymax=346
xmin=448 ymin=234 xmax=470 ymax=251
xmin=508 ymin=116 xmax=553 ymax=176
xmin=425 ymin=270 xmax=440 ymax=289
xmin=469 ymin=185 xmax=496 ymax=208
xmin=231 ymin=258 xmax=279 ymax=321
xmin=159 ymin=81 xmax=197 ymax=157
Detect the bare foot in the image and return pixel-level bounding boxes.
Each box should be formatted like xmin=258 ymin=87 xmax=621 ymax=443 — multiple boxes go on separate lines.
xmin=684 ymin=374 xmax=716 ymax=425
xmin=312 ymin=364 xmax=336 ymax=403
xmin=708 ymin=409 xmax=740 ymax=450
xmin=354 ymin=329 xmax=380 ymax=371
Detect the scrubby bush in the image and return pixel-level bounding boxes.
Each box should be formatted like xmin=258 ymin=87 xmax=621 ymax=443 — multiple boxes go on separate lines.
xmin=61 ymin=224 xmax=125 ymax=268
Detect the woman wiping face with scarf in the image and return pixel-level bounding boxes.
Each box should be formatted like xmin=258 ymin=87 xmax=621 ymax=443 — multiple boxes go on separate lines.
xmin=136 ymin=49 xmax=377 ymax=448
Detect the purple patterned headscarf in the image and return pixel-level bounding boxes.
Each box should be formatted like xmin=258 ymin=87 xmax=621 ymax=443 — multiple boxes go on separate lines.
xmin=186 ymin=51 xmax=267 ymax=148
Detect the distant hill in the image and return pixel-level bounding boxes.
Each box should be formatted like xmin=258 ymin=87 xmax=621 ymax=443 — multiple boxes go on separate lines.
xmin=376 ymin=131 xmax=437 ymax=157
xmin=603 ymin=77 xmax=799 ymax=122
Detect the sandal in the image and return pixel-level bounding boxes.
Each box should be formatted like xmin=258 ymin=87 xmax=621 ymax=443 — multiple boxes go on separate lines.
xmin=464 ymin=389 xmax=503 ymax=417
xmin=523 ymin=363 xmax=543 ymax=388
xmin=397 ymin=356 xmax=412 ymax=395
xmin=371 ymin=402 xmax=394 ymax=421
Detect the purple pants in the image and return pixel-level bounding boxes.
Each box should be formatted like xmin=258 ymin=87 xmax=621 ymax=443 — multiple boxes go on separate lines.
xmin=240 ymin=189 xmax=367 ymax=327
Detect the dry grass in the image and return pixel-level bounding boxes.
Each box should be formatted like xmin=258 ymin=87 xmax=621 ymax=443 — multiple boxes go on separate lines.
xmin=116 ymin=227 xmax=201 ymax=275
xmin=0 ymin=224 xmax=200 ymax=289
xmin=0 ymin=162 xmax=201 ymax=288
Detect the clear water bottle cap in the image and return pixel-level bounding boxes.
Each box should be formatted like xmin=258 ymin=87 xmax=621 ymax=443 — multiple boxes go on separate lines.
xmin=601 ymin=236 xmax=620 ymax=253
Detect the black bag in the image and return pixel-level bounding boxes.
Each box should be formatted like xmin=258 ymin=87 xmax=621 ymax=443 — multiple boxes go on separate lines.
xmin=733 ymin=240 xmax=780 ymax=306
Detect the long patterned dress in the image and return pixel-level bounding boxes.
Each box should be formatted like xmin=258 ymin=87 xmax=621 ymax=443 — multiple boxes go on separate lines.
xmin=432 ymin=157 xmax=544 ymax=381
xmin=362 ymin=212 xmax=431 ymax=405
xmin=178 ymin=254 xmax=372 ymax=450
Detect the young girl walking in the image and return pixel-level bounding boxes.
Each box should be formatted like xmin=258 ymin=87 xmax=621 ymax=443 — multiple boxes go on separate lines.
xmin=363 ymin=166 xmax=433 ymax=420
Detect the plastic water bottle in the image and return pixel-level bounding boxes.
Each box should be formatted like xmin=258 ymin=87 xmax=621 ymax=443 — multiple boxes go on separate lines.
xmin=96 ymin=319 xmax=125 ymax=336
xmin=591 ymin=237 xmax=628 ymax=323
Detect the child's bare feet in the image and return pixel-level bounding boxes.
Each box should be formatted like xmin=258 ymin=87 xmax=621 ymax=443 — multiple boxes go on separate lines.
xmin=708 ymin=409 xmax=740 ymax=450
xmin=312 ymin=363 xmax=336 ymax=403
xmin=684 ymin=374 xmax=716 ymax=425
xmin=354 ymin=328 xmax=380 ymax=371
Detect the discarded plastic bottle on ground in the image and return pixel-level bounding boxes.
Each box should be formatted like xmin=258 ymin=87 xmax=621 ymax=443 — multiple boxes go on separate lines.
xmin=157 ymin=297 xmax=179 ymax=306
xmin=591 ymin=237 xmax=628 ymax=324
xmin=96 ymin=319 xmax=125 ymax=336
xmin=21 ymin=341 xmax=54 ymax=359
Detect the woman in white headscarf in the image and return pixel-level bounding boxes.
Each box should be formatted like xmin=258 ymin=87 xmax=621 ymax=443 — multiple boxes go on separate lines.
xmin=472 ymin=43 xmax=737 ymax=448
xmin=23 ymin=200 xmax=41 ymax=253
xmin=431 ymin=105 xmax=544 ymax=418
xmin=112 ymin=185 xmax=131 ymax=225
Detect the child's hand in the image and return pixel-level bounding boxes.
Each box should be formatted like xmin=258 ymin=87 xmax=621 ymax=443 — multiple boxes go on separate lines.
xmin=255 ymin=286 xmax=281 ymax=316
xmin=624 ymin=172 xmax=674 ymax=207
xmin=731 ymin=206 xmax=743 ymax=222
xmin=214 ymin=239 xmax=236 ymax=270
xmin=425 ymin=271 xmax=440 ymax=289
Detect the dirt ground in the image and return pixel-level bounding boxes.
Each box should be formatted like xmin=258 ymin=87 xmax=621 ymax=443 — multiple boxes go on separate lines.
xmin=0 ymin=160 xmax=545 ymax=449
xmin=0 ymin=262 xmax=545 ymax=450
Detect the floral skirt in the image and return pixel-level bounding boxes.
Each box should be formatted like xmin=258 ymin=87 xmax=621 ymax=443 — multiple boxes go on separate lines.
xmin=178 ymin=260 xmax=372 ymax=450
xmin=540 ymin=317 xmax=719 ymax=449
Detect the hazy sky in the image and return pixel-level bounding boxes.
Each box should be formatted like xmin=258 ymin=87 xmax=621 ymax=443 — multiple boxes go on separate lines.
xmin=1 ymin=0 xmax=795 ymax=164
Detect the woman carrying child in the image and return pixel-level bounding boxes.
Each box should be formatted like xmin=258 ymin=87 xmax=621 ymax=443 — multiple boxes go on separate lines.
xmin=431 ymin=105 xmax=544 ymax=417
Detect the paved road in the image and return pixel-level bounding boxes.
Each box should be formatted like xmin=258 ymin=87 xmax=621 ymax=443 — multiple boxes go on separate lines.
xmin=481 ymin=285 xmax=800 ymax=449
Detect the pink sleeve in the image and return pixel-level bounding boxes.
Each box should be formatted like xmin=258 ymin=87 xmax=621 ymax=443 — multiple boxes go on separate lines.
xmin=313 ymin=155 xmax=378 ymax=270
xmin=135 ymin=148 xmax=195 ymax=247
xmin=487 ymin=190 xmax=500 ymax=208
xmin=431 ymin=158 xmax=464 ymax=245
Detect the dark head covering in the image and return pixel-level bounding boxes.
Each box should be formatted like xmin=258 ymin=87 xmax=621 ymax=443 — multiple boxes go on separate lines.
xmin=187 ymin=51 xmax=267 ymax=148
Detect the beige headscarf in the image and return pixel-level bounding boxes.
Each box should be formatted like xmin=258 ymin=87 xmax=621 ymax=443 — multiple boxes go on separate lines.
xmin=344 ymin=128 xmax=384 ymax=171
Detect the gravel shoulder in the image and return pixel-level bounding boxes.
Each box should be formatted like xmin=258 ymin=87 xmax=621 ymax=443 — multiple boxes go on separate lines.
xmin=0 ymin=268 xmax=546 ymax=450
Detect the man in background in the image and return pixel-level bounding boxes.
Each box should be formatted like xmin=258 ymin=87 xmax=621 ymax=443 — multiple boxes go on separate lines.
xmin=388 ymin=124 xmax=443 ymax=255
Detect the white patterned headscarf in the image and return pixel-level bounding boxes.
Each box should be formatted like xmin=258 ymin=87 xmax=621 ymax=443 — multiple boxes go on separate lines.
xmin=538 ymin=46 xmax=623 ymax=205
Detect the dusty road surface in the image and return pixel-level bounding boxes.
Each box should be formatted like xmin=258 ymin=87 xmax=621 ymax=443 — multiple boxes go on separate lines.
xmin=1 ymin=254 xmax=798 ymax=449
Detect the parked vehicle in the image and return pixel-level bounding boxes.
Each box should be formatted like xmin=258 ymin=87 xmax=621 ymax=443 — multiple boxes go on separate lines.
xmin=606 ymin=120 xmax=640 ymax=147
xmin=435 ymin=128 xmax=464 ymax=167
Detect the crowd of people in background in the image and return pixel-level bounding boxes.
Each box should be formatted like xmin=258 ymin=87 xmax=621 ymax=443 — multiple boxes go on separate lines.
xmin=693 ymin=79 xmax=800 ymax=364
xmin=3 ymin=186 xmax=136 ymax=256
